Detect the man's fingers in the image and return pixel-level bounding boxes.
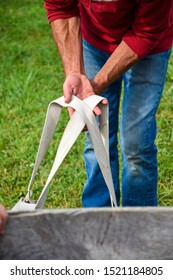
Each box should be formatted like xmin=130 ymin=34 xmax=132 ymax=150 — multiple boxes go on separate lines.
xmin=93 ymin=106 xmax=102 ymax=116
xmin=0 ymin=219 xmax=5 ymax=235
xmin=63 ymin=82 xmax=72 ymax=103
xmin=101 ymin=98 xmax=108 ymax=105
xmin=0 ymin=205 xmax=8 ymax=221
xmin=0 ymin=205 xmax=8 ymax=235
xmin=93 ymin=99 xmax=108 ymax=116
xmin=68 ymin=107 xmax=75 ymax=117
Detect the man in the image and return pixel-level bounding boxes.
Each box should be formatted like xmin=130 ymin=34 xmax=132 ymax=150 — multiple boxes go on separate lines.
xmin=0 ymin=205 xmax=8 ymax=235
xmin=44 ymin=0 xmax=173 ymax=207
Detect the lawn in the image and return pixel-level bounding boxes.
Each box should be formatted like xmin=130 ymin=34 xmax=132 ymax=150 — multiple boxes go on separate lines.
xmin=0 ymin=0 xmax=173 ymax=209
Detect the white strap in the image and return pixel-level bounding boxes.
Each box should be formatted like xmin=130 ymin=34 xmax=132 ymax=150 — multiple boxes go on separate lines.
xmin=25 ymin=95 xmax=117 ymax=208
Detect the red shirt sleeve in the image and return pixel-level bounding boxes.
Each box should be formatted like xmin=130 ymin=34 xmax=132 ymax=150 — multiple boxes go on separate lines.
xmin=123 ymin=0 xmax=173 ymax=58
xmin=44 ymin=0 xmax=79 ymax=23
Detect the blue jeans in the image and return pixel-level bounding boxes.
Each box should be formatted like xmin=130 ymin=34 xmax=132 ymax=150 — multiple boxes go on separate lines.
xmin=82 ymin=39 xmax=171 ymax=207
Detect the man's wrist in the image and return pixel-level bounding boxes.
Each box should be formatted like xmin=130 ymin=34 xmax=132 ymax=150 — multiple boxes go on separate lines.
xmin=90 ymin=78 xmax=106 ymax=95
xmin=65 ymin=67 xmax=85 ymax=76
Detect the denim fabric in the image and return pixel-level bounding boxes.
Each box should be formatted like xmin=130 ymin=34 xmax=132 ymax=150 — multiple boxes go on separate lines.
xmin=82 ymin=39 xmax=171 ymax=207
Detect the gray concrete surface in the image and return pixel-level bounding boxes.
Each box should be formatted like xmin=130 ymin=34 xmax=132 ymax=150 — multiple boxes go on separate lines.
xmin=0 ymin=207 xmax=173 ymax=259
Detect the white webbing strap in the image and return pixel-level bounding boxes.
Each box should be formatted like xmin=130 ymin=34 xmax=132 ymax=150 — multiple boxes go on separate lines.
xmin=24 ymin=95 xmax=117 ymax=208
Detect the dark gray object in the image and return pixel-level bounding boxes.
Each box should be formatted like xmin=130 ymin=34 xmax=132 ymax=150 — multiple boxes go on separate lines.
xmin=0 ymin=207 xmax=173 ymax=260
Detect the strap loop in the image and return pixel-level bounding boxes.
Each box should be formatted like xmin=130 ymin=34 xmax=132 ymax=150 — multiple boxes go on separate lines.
xmin=14 ymin=95 xmax=117 ymax=210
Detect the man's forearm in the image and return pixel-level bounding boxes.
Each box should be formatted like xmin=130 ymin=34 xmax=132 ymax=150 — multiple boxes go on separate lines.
xmin=51 ymin=18 xmax=139 ymax=97
xmin=92 ymin=40 xmax=139 ymax=95
xmin=51 ymin=17 xmax=85 ymax=76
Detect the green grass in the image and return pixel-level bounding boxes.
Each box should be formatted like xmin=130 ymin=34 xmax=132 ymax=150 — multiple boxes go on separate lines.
xmin=0 ymin=0 xmax=85 ymax=209
xmin=156 ymin=57 xmax=173 ymax=206
xmin=0 ymin=0 xmax=173 ymax=209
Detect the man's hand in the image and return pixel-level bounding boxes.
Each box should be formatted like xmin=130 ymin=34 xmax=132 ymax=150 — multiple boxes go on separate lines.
xmin=63 ymin=73 xmax=108 ymax=116
xmin=0 ymin=205 xmax=8 ymax=235
xmin=50 ymin=18 xmax=108 ymax=116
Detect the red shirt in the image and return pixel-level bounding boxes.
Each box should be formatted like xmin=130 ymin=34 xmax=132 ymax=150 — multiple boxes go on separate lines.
xmin=44 ymin=0 xmax=173 ymax=58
